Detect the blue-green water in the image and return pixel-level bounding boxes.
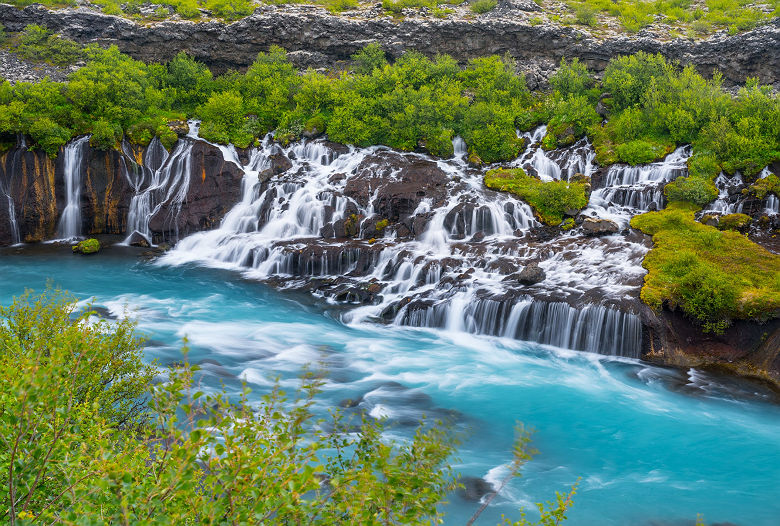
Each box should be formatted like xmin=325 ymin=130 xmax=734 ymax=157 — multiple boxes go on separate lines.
xmin=3 ymin=248 xmax=780 ymax=525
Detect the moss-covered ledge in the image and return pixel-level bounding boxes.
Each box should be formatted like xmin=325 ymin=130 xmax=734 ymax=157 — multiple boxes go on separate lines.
xmin=631 ymin=201 xmax=780 ymax=334
xmin=484 ymin=167 xmax=589 ymax=226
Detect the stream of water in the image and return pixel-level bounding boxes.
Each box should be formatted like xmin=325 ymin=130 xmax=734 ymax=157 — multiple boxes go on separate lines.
xmin=2 ymin=249 xmax=779 ymax=525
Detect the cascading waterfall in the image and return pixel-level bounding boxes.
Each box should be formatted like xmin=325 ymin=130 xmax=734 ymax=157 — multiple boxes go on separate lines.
xmin=123 ymin=138 xmax=195 ymax=244
xmin=56 ymin=136 xmax=90 ymax=240
xmin=584 ymin=146 xmax=691 ymax=227
xmin=396 ymin=295 xmax=642 ymax=358
xmin=161 ymin=135 xmax=649 ymax=359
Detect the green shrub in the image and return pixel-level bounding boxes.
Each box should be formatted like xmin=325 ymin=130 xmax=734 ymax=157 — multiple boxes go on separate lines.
xmin=615 ymin=139 xmax=670 ymax=165
xmin=549 ymin=58 xmax=594 ymax=97
xmin=573 ymin=3 xmax=598 ymax=26
xmin=745 ymin=174 xmax=780 ymax=200
xmin=16 ymin=24 xmax=84 ymax=66
xmin=470 ymin=0 xmax=497 ymax=13
xmin=351 ymin=43 xmax=387 ymax=75
xmin=204 ymin=0 xmax=254 ymax=20
xmin=90 ymin=118 xmax=122 ymax=150
xmin=28 ymin=117 xmax=71 ymax=156
xmin=663 ymin=176 xmax=718 ymax=206
xmin=485 ymin=167 xmax=589 ymax=224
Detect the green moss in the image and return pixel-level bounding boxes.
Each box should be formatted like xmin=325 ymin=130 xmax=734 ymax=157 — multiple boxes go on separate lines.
xmin=72 ymin=238 xmax=101 ymax=255
xmin=744 ymin=174 xmax=780 ymax=200
xmin=561 ymin=217 xmax=576 ymax=231
xmin=717 ymin=213 xmax=752 ymax=232
xmin=375 ymin=218 xmax=389 ymax=231
xmin=485 ymin=167 xmax=589 ymax=225
xmin=630 ymin=202 xmax=780 ymax=332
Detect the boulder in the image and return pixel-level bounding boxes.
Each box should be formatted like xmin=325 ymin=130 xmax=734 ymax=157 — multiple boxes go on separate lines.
xmin=517 ymin=262 xmax=546 ymax=285
xmin=72 ymin=238 xmax=100 ymax=254
xmin=456 ymin=476 xmax=495 ymax=502
xmin=126 ymin=231 xmax=151 ymax=247
xmin=581 ymin=217 xmax=620 ymax=236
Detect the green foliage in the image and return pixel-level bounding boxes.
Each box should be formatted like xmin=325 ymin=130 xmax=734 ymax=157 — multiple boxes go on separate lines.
xmin=544 ymin=94 xmax=600 ymax=149
xmin=549 ymin=58 xmax=594 ymax=98
xmin=631 ymin=202 xmax=780 ymax=331
xmin=89 ymin=118 xmax=122 ymax=150
xmin=664 ymin=175 xmax=718 ymax=207
xmin=15 ymin=24 xmax=84 ymax=66
xmin=744 ymin=174 xmax=780 ymax=200
xmin=470 ymin=0 xmax=497 ymax=13
xmin=561 ymin=0 xmax=772 ymax=35
xmin=28 ymin=117 xmax=70 ymax=156
xmin=485 ymin=167 xmax=589 ymax=225
xmin=198 ymin=90 xmax=253 ymax=147
xmin=614 ymin=139 xmax=670 ymax=165
xmin=0 ymin=290 xmax=577 ymax=525
xmin=352 ymin=43 xmax=388 ymax=75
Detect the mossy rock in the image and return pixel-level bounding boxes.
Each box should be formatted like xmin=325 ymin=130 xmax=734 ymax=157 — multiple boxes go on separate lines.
xmin=72 ymin=238 xmax=101 ymax=255
xmin=718 ymin=213 xmax=752 ymax=233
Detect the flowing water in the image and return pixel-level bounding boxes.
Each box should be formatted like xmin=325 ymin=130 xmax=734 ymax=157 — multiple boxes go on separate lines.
xmin=1 ymin=251 xmax=779 ymax=526
xmin=56 ymin=136 xmax=90 ymax=240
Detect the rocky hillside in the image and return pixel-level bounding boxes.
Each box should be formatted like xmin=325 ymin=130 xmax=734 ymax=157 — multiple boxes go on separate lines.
xmin=0 ymin=3 xmax=777 ymax=89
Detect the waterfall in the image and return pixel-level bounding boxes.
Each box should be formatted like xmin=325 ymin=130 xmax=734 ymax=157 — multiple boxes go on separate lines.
xmin=766 ymin=194 xmax=779 ymax=215
xmin=396 ymin=295 xmax=642 ymax=358
xmin=160 ymin=136 xmax=650 ymax=359
xmin=584 ymin=146 xmax=691 ymax=227
xmin=123 ymin=138 xmax=195 ymax=245
xmin=56 ymin=136 xmax=90 ymax=240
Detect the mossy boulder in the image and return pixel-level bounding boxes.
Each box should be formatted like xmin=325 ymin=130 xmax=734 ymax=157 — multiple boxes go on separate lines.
xmin=718 ymin=213 xmax=752 ymax=233
xmin=72 ymin=238 xmax=101 ymax=255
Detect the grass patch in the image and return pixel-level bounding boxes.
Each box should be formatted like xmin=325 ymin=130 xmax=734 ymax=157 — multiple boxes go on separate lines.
xmin=485 ymin=167 xmax=589 ymax=225
xmin=631 ymin=202 xmax=780 ymax=333
xmin=470 ymin=0 xmax=497 ymax=13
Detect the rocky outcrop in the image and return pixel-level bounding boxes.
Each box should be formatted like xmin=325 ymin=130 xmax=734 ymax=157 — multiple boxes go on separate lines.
xmin=147 ymin=141 xmax=244 ymax=242
xmin=0 ymin=4 xmax=777 ymax=89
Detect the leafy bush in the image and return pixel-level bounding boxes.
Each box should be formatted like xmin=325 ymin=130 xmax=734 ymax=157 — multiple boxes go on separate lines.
xmin=15 ymin=24 xmax=84 ymax=66
xmin=351 ymin=42 xmax=387 ymax=75
xmin=717 ymin=213 xmax=752 ymax=232
xmin=198 ymin=90 xmax=253 ymax=147
xmin=615 ymin=139 xmax=670 ymax=165
xmin=663 ymin=175 xmax=719 ymax=206
xmin=28 ymin=117 xmax=71 ymax=156
xmin=0 ymin=289 xmax=578 ymax=524
xmin=485 ymin=167 xmax=589 ymax=224
xmin=549 ymin=58 xmax=594 ymax=98
xmin=90 ymin=118 xmax=122 ymax=149
xmin=744 ymin=174 xmax=780 ymax=200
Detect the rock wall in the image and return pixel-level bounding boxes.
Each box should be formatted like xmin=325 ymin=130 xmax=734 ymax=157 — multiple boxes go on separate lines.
xmin=0 ymin=137 xmax=243 ymax=245
xmin=0 ymin=4 xmax=777 ymax=89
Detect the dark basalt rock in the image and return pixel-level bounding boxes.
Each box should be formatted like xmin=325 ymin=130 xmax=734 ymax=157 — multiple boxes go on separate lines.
xmin=581 ymin=217 xmax=620 ymax=236
xmin=456 ymin=476 xmax=495 ymax=502
xmin=344 ymin=152 xmax=448 ymax=223
xmin=0 ymin=5 xmax=776 ymax=90
xmin=516 ymin=262 xmax=546 ymax=285
xmin=126 ymin=231 xmax=150 ymax=247
xmin=148 ymin=140 xmax=244 ymax=242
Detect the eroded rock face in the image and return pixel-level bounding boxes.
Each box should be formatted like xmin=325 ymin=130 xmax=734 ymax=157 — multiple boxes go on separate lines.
xmin=148 ymin=141 xmax=244 ymax=242
xmin=343 ymin=152 xmax=449 ymax=222
xmin=0 ymin=145 xmax=57 ymax=244
xmin=0 ymin=5 xmax=777 ymax=89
